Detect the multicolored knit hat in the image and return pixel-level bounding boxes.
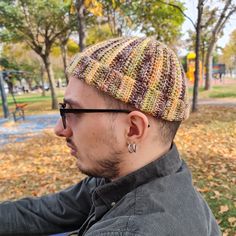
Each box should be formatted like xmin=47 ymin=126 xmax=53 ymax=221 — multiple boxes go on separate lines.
xmin=67 ymin=37 xmax=190 ymax=121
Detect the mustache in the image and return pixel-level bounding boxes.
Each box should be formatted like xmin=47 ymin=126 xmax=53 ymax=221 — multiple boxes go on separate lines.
xmin=66 ymin=138 xmax=74 ymax=146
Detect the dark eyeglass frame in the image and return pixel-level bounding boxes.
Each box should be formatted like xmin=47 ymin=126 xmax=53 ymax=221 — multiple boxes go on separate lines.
xmin=59 ymin=103 xmax=131 ymax=129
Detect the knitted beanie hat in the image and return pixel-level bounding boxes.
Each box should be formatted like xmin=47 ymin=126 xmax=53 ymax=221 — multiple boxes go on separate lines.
xmin=67 ymin=37 xmax=190 ymax=121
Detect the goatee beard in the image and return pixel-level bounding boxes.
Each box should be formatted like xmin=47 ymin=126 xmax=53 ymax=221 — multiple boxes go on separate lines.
xmin=77 ymin=150 xmax=124 ymax=180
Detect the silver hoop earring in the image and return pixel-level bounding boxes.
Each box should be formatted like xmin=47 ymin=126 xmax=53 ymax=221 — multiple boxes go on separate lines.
xmin=128 ymin=143 xmax=136 ymax=153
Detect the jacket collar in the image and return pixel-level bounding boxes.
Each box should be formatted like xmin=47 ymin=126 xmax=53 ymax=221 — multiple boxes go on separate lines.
xmin=92 ymin=143 xmax=182 ymax=217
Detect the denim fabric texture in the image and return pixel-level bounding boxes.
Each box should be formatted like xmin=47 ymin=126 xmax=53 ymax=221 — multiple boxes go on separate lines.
xmin=0 ymin=144 xmax=221 ymax=236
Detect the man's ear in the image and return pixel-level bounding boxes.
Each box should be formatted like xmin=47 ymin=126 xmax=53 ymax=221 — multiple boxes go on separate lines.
xmin=126 ymin=111 xmax=149 ymax=142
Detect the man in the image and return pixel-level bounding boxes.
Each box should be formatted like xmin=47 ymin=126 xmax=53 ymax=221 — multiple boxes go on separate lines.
xmin=0 ymin=37 xmax=220 ymax=235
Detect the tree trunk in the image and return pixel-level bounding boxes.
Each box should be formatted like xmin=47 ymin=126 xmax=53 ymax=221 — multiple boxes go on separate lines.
xmin=229 ymin=68 xmax=232 ymax=78
xmin=42 ymin=56 xmax=58 ymax=109
xmin=203 ymin=0 xmax=236 ymax=89
xmin=76 ymin=0 xmax=86 ymax=52
xmin=40 ymin=64 xmax=46 ymax=96
xmin=205 ymin=41 xmax=215 ymax=90
xmin=192 ymin=0 xmax=204 ymax=112
xmin=60 ymin=43 xmax=69 ymax=84
xmin=27 ymin=79 xmax=33 ymax=91
xmin=201 ymin=43 xmax=205 ymax=85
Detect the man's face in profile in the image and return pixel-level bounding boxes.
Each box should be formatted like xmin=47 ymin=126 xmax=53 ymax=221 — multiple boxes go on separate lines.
xmin=54 ymin=77 xmax=127 ymax=179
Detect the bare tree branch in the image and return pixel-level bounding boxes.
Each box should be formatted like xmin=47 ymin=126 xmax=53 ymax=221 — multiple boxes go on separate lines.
xmin=157 ymin=0 xmax=196 ymax=29
xmin=217 ymin=7 xmax=236 ymax=35
xmin=201 ymin=8 xmax=217 ymax=29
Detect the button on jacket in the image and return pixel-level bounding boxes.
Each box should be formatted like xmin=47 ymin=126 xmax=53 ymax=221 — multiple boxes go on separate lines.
xmin=0 ymin=144 xmax=221 ymax=236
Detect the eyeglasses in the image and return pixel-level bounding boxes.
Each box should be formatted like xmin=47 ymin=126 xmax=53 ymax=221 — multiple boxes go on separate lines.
xmin=59 ymin=103 xmax=131 ymax=129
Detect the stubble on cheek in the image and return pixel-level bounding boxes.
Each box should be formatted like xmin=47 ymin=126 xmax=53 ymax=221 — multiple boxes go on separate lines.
xmin=77 ymin=127 xmax=125 ymax=179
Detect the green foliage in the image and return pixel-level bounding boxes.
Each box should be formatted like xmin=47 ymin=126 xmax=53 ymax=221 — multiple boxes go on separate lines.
xmin=52 ymin=38 xmax=80 ymax=57
xmin=1 ymin=43 xmax=42 ymax=84
xmin=51 ymin=46 xmax=62 ymax=57
xmin=0 ymin=0 xmax=76 ymax=56
xmin=222 ymin=30 xmax=236 ymax=71
xmin=124 ymin=0 xmax=185 ymax=45
xmin=0 ymin=0 xmax=78 ymax=109
xmin=0 ymin=57 xmax=19 ymax=70
xmin=67 ymin=39 xmax=80 ymax=55
xmin=86 ymin=23 xmax=114 ymax=46
xmin=92 ymin=0 xmax=185 ymax=45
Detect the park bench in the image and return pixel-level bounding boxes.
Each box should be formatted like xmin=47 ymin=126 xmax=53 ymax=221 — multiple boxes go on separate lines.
xmin=12 ymin=103 xmax=28 ymax=122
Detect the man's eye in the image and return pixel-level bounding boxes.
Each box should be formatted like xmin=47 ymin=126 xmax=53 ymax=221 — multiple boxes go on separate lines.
xmin=64 ymin=103 xmax=71 ymax=109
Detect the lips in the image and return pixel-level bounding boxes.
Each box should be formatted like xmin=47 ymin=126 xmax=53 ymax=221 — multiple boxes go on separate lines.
xmin=66 ymin=139 xmax=77 ymax=156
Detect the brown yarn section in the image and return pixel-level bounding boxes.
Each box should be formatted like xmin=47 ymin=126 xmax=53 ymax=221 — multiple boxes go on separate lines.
xmin=109 ymin=38 xmax=143 ymax=73
xmin=152 ymin=48 xmax=170 ymax=118
xmin=128 ymin=39 xmax=154 ymax=108
xmin=89 ymin=38 xmax=126 ymax=61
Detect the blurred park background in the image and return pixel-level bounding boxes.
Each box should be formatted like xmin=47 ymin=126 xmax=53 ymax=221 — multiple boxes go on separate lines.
xmin=0 ymin=0 xmax=236 ymax=235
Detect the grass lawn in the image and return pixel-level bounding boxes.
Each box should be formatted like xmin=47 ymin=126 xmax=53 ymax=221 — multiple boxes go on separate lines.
xmin=188 ymin=81 xmax=236 ymax=99
xmin=0 ymin=89 xmax=65 ymax=117
xmin=0 ymin=105 xmax=235 ymax=235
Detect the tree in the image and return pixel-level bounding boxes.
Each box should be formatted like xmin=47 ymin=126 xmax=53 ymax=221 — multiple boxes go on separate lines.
xmin=184 ymin=1 xmax=235 ymax=110
xmin=125 ymin=0 xmax=185 ymax=46
xmin=192 ymin=0 xmax=204 ymax=112
xmin=187 ymin=6 xmax=218 ymax=80
xmin=86 ymin=23 xmax=114 ymax=45
xmin=58 ymin=31 xmax=73 ymax=84
xmin=75 ymin=0 xmax=87 ymax=51
xmin=74 ymin=0 xmax=103 ymax=51
xmin=1 ymin=43 xmax=42 ymax=88
xmin=221 ymin=29 xmax=236 ymax=77
xmin=85 ymin=0 xmax=186 ymax=46
xmin=0 ymin=0 xmax=77 ymax=109
xmin=73 ymin=0 xmax=186 ymax=52
xmin=204 ymin=0 xmax=236 ymax=90
xmin=51 ymin=37 xmax=80 ymax=86
xmin=0 ymin=57 xmax=18 ymax=94
xmin=98 ymin=0 xmax=131 ymax=37
xmin=0 ymin=43 xmax=51 ymax=97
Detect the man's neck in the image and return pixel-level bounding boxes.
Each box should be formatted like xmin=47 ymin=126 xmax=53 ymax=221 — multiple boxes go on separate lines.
xmin=113 ymin=142 xmax=172 ymax=181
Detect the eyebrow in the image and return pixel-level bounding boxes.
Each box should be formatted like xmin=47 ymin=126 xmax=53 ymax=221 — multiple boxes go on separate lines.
xmin=63 ymin=98 xmax=83 ymax=108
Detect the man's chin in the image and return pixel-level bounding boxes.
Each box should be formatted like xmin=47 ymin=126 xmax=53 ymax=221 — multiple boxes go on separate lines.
xmin=76 ymin=161 xmax=102 ymax=178
xmin=77 ymin=164 xmax=93 ymax=177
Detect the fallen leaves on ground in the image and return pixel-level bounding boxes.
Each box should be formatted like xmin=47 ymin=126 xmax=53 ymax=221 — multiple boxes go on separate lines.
xmin=175 ymin=106 xmax=236 ymax=235
xmin=0 ymin=130 xmax=84 ymax=200
xmin=0 ymin=105 xmax=235 ymax=235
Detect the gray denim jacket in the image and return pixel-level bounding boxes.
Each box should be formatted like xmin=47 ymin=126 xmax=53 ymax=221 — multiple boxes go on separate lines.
xmin=0 ymin=144 xmax=221 ymax=236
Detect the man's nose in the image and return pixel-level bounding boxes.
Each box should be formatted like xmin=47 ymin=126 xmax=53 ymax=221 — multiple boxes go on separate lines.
xmin=54 ymin=118 xmax=72 ymax=137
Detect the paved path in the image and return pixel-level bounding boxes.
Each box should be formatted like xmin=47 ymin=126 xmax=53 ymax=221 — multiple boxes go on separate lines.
xmin=0 ymin=114 xmax=59 ymax=147
xmin=198 ymin=98 xmax=236 ymax=107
